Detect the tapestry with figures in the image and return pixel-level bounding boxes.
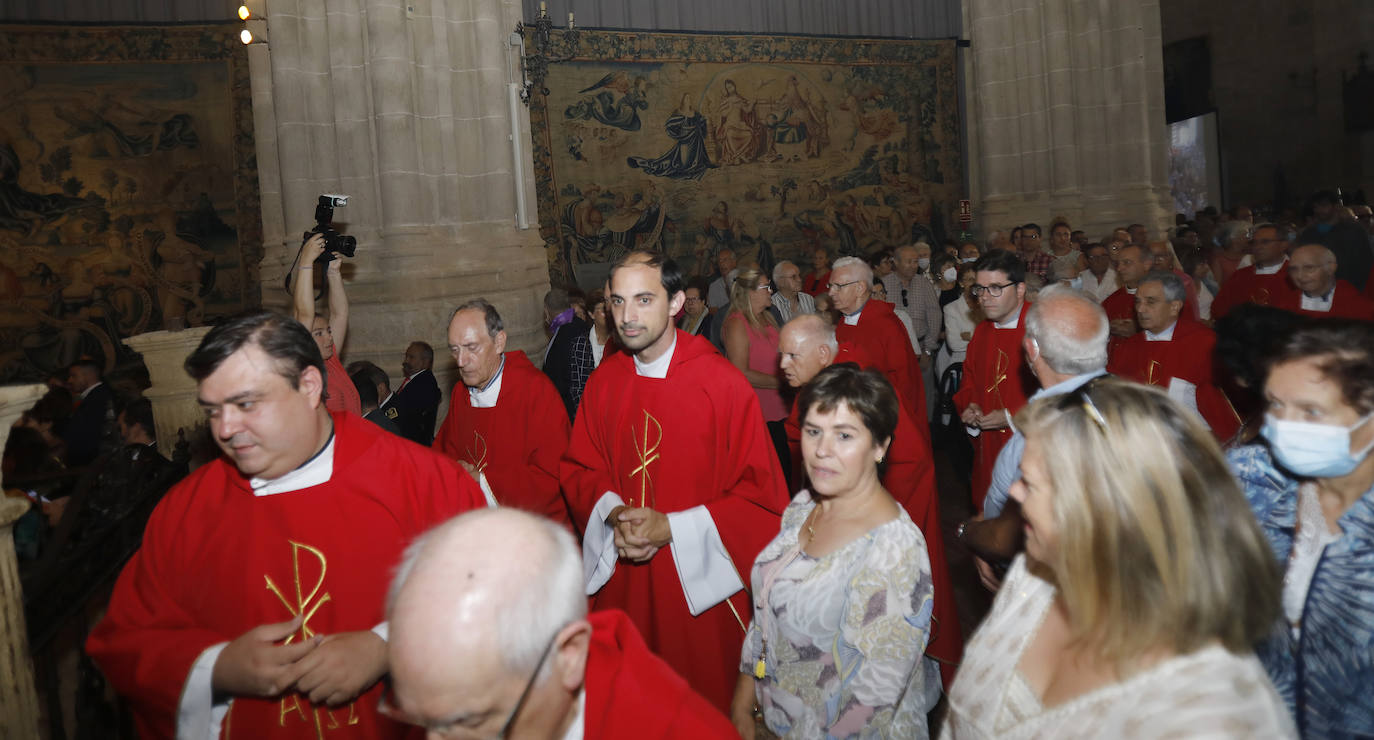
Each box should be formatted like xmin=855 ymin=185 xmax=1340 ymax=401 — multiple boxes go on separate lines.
xmin=526 ymin=29 xmax=962 ymax=289
xmin=0 ymin=24 xmax=260 ymax=382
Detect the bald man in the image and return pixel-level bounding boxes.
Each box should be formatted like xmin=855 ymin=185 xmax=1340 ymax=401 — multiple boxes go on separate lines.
xmin=777 ymin=315 xmax=962 ymax=685
xmin=1277 ymin=244 xmax=1374 ymax=320
xmin=386 ymin=508 xmax=733 ymax=739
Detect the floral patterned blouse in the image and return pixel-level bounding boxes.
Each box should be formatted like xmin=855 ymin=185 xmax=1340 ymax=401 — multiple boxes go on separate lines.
xmin=740 ymin=491 xmax=939 ymax=739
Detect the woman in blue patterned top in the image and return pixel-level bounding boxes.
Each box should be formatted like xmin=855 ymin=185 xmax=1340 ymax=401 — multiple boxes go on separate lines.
xmin=1229 ymin=319 xmax=1374 ymax=737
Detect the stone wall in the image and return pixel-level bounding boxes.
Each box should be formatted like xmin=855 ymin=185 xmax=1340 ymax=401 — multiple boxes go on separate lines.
xmin=245 ymin=0 xmax=548 ymax=407
xmin=1160 ymin=0 xmax=1374 ymax=209
xmin=964 ymin=0 xmax=1175 ymax=241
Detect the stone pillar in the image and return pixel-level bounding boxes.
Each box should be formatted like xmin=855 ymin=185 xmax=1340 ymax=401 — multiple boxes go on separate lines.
xmin=247 ymin=0 xmax=548 ymax=414
xmin=0 ymin=383 xmax=46 ymax=738
xmin=965 ymin=0 xmax=1174 ymax=241
xmin=124 ymin=327 xmax=213 ymax=460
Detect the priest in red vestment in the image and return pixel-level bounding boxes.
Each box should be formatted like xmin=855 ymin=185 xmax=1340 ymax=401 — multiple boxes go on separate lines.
xmin=562 ymin=251 xmax=789 ymax=711
xmin=776 ymin=314 xmax=963 ymax=686
xmin=432 ymin=300 xmax=572 ymax=525
xmin=1277 ymin=244 xmax=1374 ymax=321
xmin=1210 ymin=224 xmax=1298 ymax=319
xmin=827 ymin=256 xmax=930 ymax=423
xmin=1107 ymin=272 xmax=1241 ymax=442
xmin=291 ymin=233 xmax=361 ymax=416
xmin=86 ymin=312 xmax=486 ymax=740
xmin=1103 ymin=244 xmax=1191 ymax=363
xmin=387 ymin=507 xmax=736 ymax=739
xmin=953 ymin=250 xmax=1037 ymax=511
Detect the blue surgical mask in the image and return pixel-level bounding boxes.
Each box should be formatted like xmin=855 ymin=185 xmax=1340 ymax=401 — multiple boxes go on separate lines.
xmin=961 ymin=257 xmax=977 ymax=263
xmin=1068 ymin=275 xmax=1084 ymax=291
xmin=918 ymin=257 xmax=930 ymax=271
xmin=1261 ymin=412 xmax=1374 ymax=478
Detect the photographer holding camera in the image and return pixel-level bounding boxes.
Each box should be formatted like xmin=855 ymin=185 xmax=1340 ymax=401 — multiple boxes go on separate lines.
xmin=291 ymin=231 xmax=361 ymax=416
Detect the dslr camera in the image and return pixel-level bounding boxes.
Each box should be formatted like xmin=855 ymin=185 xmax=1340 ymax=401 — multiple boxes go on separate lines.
xmin=303 ymin=194 xmax=357 ymax=259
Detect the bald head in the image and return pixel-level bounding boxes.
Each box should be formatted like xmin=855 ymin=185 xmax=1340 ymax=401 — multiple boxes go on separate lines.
xmin=387 ymin=509 xmax=588 ymax=736
xmin=779 ymin=314 xmax=839 ymax=388
xmin=1288 ymin=244 xmax=1337 ymax=297
xmin=1024 ymin=285 xmax=1109 ymax=379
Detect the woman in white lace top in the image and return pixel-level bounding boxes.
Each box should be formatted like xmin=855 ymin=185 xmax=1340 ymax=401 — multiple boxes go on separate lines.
xmin=943 ymin=379 xmax=1295 ymax=739
xmin=732 ymin=365 xmax=938 ymax=739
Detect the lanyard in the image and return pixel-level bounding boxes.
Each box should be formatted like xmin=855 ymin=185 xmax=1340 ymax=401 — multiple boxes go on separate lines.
xmin=753 ymin=537 xmax=805 ymax=679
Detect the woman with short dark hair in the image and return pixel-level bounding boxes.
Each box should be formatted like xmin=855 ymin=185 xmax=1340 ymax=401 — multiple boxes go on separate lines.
xmin=732 ymin=365 xmax=937 ymax=739
xmin=1230 ymin=319 xmax=1374 ymax=737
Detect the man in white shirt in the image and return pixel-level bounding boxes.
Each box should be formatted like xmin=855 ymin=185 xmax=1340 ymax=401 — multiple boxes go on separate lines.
xmin=705 ymin=248 xmax=737 ymax=311
xmin=770 ymin=260 xmax=815 ymax=322
xmin=1078 ymin=243 xmax=1119 ymax=302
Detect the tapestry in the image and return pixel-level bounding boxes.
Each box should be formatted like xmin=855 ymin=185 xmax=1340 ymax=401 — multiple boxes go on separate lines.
xmin=526 ymin=29 xmax=963 ymax=289
xmin=0 ymin=24 xmax=260 ymax=382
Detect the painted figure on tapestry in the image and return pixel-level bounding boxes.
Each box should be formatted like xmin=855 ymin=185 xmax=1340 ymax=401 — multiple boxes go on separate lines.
xmin=627 ymin=94 xmax=715 ymax=181
xmin=565 ymin=72 xmax=649 ymax=132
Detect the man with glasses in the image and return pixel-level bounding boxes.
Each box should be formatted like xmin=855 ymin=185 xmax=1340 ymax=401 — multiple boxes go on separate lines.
xmin=880 ymin=243 xmax=942 ymax=362
xmin=1276 ymin=244 xmax=1374 ymax=320
xmin=1016 ymin=223 xmax=1053 ymax=282
xmin=770 ymin=260 xmax=815 ymax=323
xmin=829 ymin=256 xmax=932 ymax=424
xmin=953 ymin=249 xmax=1036 ymax=511
xmin=1108 ymin=271 xmax=1242 ymax=442
xmin=1079 ymin=243 xmax=1119 ymax=302
xmin=1101 ymin=244 xmax=1163 ymax=362
xmin=1212 ymin=223 xmax=1298 ymax=319
xmin=385 ymin=507 xmax=733 ymax=739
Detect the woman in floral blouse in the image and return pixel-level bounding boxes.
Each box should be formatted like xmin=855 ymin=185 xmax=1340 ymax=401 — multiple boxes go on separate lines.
xmin=732 ymin=364 xmax=938 ymax=739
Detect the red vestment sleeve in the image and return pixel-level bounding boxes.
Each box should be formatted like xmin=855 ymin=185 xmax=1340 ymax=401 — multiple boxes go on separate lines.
xmin=86 ymin=486 xmax=231 ymax=736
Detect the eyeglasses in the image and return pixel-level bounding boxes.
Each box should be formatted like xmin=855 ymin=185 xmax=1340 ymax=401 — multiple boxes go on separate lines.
xmin=378 ymin=628 xmax=562 ymax=738
xmin=969 ymin=281 xmax=1019 ymax=298
xmin=755 ymin=283 xmax=775 ymax=294
xmin=1055 ymin=378 xmax=1108 ymax=432
xmin=827 ymin=279 xmax=865 ymax=291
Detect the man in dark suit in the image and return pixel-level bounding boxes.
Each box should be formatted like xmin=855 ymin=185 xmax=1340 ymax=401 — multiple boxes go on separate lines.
xmin=377 ymin=342 xmax=442 ymax=445
xmin=63 ymin=358 xmax=114 ymax=466
xmin=352 ymin=368 xmax=403 ymax=436
xmin=541 ymin=288 xmax=590 ymax=419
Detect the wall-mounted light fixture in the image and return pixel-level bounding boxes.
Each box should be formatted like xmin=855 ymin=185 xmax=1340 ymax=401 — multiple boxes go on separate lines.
xmin=239 ymin=5 xmax=267 ymax=45
xmin=513 ymin=2 xmax=580 ymax=105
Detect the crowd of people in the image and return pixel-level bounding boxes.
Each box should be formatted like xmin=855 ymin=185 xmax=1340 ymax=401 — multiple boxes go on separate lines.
xmin=9 ymin=192 xmax=1366 ymax=739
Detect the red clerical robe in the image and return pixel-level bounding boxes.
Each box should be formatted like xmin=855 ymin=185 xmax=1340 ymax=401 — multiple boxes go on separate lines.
xmin=782 ymin=344 xmax=963 ymax=686
xmin=323 ymin=353 xmax=361 ymax=416
xmin=835 ymin=299 xmax=929 ymax=423
xmin=433 ymin=351 xmax=572 ymax=525
xmin=1107 ymin=319 xmax=1241 ymax=442
xmin=952 ymin=301 xmax=1035 ymax=512
xmin=583 ymin=610 xmax=737 ymax=738
xmin=1276 ymin=280 xmax=1374 ymax=321
xmin=1210 ymin=264 xmax=1298 ymax=319
xmin=86 ymin=412 xmax=486 ymax=740
xmin=1102 ymin=287 xmax=1196 ymax=362
xmin=562 ymin=330 xmax=789 ymax=710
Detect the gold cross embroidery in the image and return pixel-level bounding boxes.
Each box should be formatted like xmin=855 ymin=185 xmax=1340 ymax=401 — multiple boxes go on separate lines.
xmin=465 ymin=431 xmax=489 ymax=477
xmin=1255 ymin=287 xmax=1270 ymax=305
xmin=628 ymin=410 xmax=663 ymax=508
xmin=263 ymin=541 xmax=331 ymax=644
xmin=986 ymin=348 xmax=1009 ymax=412
xmin=1146 ymin=360 xmax=1162 ymax=387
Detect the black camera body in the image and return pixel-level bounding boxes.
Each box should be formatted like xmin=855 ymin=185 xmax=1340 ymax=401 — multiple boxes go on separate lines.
xmin=303 ymin=194 xmax=357 ymax=259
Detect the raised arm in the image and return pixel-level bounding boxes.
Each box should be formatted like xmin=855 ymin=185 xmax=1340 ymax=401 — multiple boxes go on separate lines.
xmin=291 ymin=234 xmax=326 ymax=325
xmin=326 ymin=254 xmax=349 ymax=351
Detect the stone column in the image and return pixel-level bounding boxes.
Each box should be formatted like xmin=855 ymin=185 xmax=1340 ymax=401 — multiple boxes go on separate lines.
xmin=965 ymin=0 xmax=1174 ymax=241
xmin=124 ymin=327 xmax=213 ymax=460
xmin=248 ymin=0 xmax=548 ymax=415
xmin=0 ymin=383 xmax=46 ymax=738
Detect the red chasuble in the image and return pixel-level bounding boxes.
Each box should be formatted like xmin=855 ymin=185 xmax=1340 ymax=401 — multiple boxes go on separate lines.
xmin=1102 ymin=287 xmax=1196 ymax=362
xmin=1210 ymin=264 xmax=1298 ymax=319
xmin=781 ymin=343 xmax=963 ymax=686
xmin=562 ymin=330 xmax=789 ymax=710
xmin=1107 ymin=320 xmax=1241 ymax=442
xmin=583 ymin=610 xmax=737 ymax=739
xmin=834 ymin=298 xmax=929 ymax=423
xmin=86 ymin=412 xmax=485 ymax=740
xmin=1276 ymin=280 xmax=1374 ymax=321
xmin=432 ymin=351 xmax=572 ymax=525
xmin=323 ymin=353 xmax=361 ymax=416
xmin=952 ymin=301 xmax=1035 ymax=512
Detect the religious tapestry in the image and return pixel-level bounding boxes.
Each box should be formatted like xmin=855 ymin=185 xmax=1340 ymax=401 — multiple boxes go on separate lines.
xmin=0 ymin=24 xmax=260 ymax=382
xmin=526 ymin=30 xmax=963 ymax=289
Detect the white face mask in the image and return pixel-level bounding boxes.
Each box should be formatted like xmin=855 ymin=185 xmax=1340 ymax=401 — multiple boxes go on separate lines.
xmin=917 ymin=257 xmax=930 ymax=271
xmin=961 ymin=257 xmax=977 ymax=263
xmin=942 ymin=267 xmax=957 ymax=282
xmin=1261 ymin=412 xmax=1374 ymax=478
xmin=1067 ymin=275 xmax=1083 ymax=291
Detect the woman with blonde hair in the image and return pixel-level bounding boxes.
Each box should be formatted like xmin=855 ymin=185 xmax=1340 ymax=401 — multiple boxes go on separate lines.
xmin=722 ymin=266 xmax=788 ymax=424
xmin=943 ymin=379 xmax=1294 ymax=738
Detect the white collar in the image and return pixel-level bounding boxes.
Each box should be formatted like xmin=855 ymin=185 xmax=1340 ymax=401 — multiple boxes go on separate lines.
xmin=1300 ymin=285 xmax=1336 ymax=311
xmin=1145 ymin=321 xmax=1177 ymax=341
xmin=1126 ymin=286 xmax=1138 ymax=295
xmin=467 ymin=356 xmax=506 ymax=408
xmin=250 ymin=431 xmax=335 ymax=496
xmin=994 ymin=305 xmax=1023 ymax=330
xmin=842 ymin=304 xmax=863 ymax=325
xmin=632 ymin=332 xmax=677 ymax=379
xmin=80 ymin=381 xmax=103 ymax=400
xmin=1254 ymin=258 xmax=1287 ymax=275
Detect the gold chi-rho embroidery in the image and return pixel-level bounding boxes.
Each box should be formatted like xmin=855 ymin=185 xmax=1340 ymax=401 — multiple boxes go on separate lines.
xmin=628 ymin=410 xmax=662 ymax=508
